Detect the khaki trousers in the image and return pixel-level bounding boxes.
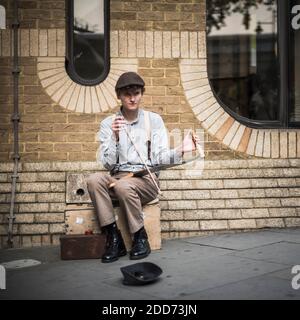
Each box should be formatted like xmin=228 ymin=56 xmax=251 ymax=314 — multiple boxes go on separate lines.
xmin=86 ymin=172 xmax=159 ymax=234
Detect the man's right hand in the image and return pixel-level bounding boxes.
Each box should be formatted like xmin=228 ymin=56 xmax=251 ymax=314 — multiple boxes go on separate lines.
xmin=112 ymin=116 xmax=126 ymax=141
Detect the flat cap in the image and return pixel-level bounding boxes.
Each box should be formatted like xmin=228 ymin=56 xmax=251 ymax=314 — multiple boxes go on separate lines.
xmin=120 ymin=262 xmax=163 ymax=286
xmin=115 ymin=72 xmax=145 ymax=91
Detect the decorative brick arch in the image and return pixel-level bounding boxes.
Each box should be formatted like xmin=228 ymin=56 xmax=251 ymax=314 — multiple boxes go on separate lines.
xmin=179 ymin=59 xmax=300 ymax=159
xmin=37 ymin=57 xmax=138 ymax=113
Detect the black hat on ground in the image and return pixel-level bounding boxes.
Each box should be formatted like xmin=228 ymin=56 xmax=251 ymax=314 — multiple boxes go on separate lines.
xmin=120 ymin=262 xmax=163 ymax=286
xmin=115 ymin=72 xmax=145 ymax=91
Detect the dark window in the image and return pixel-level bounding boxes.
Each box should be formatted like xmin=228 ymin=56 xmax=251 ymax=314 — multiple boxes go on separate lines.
xmin=290 ymin=0 xmax=300 ymax=123
xmin=66 ymin=0 xmax=110 ymax=86
xmin=207 ymin=0 xmax=300 ymax=128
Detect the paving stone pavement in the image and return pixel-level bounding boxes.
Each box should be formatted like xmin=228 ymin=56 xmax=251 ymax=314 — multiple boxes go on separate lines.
xmin=0 ymin=228 xmax=300 ymax=300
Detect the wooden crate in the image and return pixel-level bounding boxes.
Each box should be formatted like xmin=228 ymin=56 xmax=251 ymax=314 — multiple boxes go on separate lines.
xmin=65 ymin=199 xmax=161 ymax=250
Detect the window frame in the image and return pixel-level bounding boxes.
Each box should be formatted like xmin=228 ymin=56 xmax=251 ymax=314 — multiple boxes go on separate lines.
xmin=288 ymin=0 xmax=300 ymax=128
xmin=65 ymin=0 xmax=110 ymax=86
xmin=206 ymin=0 xmax=300 ymax=129
xmin=0 ymin=5 xmax=6 ymax=29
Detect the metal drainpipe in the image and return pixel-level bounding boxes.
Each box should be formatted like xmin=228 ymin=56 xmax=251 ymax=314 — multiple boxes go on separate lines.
xmin=7 ymin=0 xmax=20 ymax=248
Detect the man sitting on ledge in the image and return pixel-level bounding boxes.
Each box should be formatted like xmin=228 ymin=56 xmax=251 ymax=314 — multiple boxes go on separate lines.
xmin=87 ymin=72 xmax=199 ymax=263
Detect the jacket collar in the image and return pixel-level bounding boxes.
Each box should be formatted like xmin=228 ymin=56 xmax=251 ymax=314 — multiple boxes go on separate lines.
xmin=119 ymin=107 xmax=143 ymax=125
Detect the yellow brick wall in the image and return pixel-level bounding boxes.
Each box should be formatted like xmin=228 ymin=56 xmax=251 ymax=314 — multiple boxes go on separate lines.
xmin=110 ymin=0 xmax=205 ymax=32
xmin=0 ymin=0 xmax=243 ymax=162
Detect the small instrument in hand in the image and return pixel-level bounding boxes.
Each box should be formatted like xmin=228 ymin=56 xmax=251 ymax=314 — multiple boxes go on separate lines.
xmin=108 ymin=130 xmax=204 ymax=189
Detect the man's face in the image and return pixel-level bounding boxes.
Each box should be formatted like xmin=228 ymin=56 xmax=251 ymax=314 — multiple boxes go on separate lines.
xmin=118 ymin=86 xmax=143 ymax=112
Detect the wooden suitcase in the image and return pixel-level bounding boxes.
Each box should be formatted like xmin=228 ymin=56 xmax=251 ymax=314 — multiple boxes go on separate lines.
xmin=60 ymin=234 xmax=106 ymax=260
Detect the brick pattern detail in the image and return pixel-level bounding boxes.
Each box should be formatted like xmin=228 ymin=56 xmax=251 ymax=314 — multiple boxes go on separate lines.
xmin=111 ymin=30 xmax=206 ymax=59
xmin=37 ymin=57 xmax=138 ymax=113
xmin=110 ymin=1 xmax=205 ymax=32
xmin=0 ymin=162 xmax=67 ymax=248
xmin=0 ymin=159 xmax=299 ymax=248
xmin=0 ymin=29 xmax=65 ymax=57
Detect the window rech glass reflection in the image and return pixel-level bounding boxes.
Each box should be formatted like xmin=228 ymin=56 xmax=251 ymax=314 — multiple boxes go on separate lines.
xmin=0 ymin=5 xmax=6 ymax=29
xmin=66 ymin=0 xmax=109 ymax=85
xmin=207 ymin=0 xmax=279 ymax=122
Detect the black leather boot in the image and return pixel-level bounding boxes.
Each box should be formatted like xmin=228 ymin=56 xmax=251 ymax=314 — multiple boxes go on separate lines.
xmin=130 ymin=227 xmax=151 ymax=260
xmin=102 ymin=223 xmax=127 ymax=263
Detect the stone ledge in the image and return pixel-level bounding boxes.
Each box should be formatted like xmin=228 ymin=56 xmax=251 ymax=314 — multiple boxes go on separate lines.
xmin=0 ymin=162 xmax=105 ymax=172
